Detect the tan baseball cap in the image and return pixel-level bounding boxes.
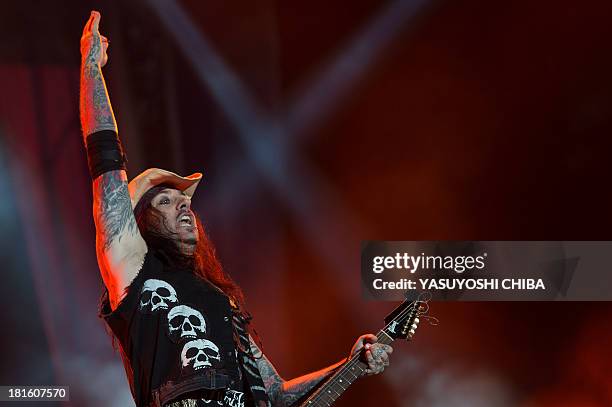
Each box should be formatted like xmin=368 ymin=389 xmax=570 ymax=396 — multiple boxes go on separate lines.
xmin=128 ymin=168 xmax=203 ymax=209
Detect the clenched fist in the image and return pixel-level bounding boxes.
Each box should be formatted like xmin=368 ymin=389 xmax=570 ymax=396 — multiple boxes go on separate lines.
xmin=80 ymin=10 xmax=109 ymax=68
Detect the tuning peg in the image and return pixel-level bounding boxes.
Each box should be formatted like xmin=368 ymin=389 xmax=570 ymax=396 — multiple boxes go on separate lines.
xmin=412 ymin=323 xmax=418 ymax=330
xmin=414 ymin=317 xmax=420 ymax=324
xmin=409 ymin=329 xmax=416 ymax=335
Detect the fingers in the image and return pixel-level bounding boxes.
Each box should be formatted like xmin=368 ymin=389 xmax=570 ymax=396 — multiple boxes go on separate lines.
xmin=358 ymin=334 xmax=377 ymax=348
xmin=91 ymin=11 xmax=101 ymax=33
xmin=351 ymin=334 xmax=378 ymax=357
xmin=364 ymin=343 xmax=393 ymax=375
xmin=82 ymin=11 xmax=102 ymax=42
xmin=366 ymin=343 xmax=392 ymax=354
xmin=363 ymin=334 xmax=378 ymax=344
xmin=82 ymin=12 xmax=94 ymax=36
xmin=83 ymin=11 xmax=101 ymax=35
xmin=365 ymin=348 xmax=375 ymax=368
xmin=364 ymin=349 xmax=384 ymax=375
xmin=359 ymin=334 xmax=378 ymax=351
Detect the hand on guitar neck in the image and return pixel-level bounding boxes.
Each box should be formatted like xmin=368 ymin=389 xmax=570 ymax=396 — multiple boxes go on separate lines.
xmin=299 ymin=299 xmax=429 ymax=406
xmin=348 ymin=334 xmax=393 ymax=376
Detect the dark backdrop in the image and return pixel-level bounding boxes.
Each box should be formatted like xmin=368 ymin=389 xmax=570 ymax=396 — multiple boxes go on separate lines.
xmin=0 ymin=1 xmax=611 ymax=406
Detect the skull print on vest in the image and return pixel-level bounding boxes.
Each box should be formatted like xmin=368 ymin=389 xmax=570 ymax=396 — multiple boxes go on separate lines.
xmin=181 ymin=338 xmax=222 ymax=373
xmin=139 ymin=279 xmax=179 ymax=313
xmin=167 ymin=304 xmax=207 ymax=343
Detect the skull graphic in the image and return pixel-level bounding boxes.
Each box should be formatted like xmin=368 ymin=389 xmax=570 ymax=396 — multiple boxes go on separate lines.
xmin=139 ymin=279 xmax=178 ymax=313
xmin=181 ymin=339 xmax=221 ymax=371
xmin=167 ymin=305 xmax=206 ymax=342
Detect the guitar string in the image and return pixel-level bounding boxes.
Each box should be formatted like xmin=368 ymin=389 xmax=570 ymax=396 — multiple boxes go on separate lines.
xmin=309 ymin=300 xmax=424 ymax=402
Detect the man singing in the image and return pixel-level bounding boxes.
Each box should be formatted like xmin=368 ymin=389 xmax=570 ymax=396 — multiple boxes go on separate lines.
xmin=80 ymin=11 xmax=392 ymax=407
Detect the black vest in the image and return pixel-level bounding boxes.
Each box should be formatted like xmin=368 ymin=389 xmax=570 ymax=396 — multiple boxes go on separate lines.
xmin=99 ymin=250 xmax=265 ymax=407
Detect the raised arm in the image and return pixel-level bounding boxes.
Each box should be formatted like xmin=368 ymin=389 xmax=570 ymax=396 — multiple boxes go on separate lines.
xmin=250 ymin=334 xmax=391 ymax=406
xmin=80 ymin=11 xmax=146 ymax=310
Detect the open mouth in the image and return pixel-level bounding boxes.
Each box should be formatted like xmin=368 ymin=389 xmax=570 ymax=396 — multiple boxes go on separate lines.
xmin=178 ymin=214 xmax=193 ymax=227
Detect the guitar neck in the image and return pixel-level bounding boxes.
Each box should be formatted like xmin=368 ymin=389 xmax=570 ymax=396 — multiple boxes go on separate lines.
xmin=300 ymin=330 xmax=394 ymax=407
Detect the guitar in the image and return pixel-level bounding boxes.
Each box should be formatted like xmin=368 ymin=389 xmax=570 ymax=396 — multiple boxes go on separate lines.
xmin=299 ymin=297 xmax=431 ymax=406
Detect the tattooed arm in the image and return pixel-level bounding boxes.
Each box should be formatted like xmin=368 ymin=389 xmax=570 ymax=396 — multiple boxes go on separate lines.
xmin=251 ymin=334 xmax=393 ymax=406
xmin=80 ymin=11 xmax=146 ymax=310
xmin=250 ymin=337 xmax=346 ymax=406
xmin=91 ymin=171 xmax=146 ymax=311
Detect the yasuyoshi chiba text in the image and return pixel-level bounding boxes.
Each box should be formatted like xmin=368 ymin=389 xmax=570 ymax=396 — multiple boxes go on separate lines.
xmin=372 ymin=278 xmax=546 ymax=290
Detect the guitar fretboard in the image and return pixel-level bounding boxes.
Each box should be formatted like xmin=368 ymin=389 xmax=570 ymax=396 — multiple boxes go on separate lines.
xmin=301 ymin=330 xmax=393 ymax=406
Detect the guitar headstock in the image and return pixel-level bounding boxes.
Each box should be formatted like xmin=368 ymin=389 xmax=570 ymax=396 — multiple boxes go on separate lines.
xmin=383 ymin=300 xmax=426 ymax=340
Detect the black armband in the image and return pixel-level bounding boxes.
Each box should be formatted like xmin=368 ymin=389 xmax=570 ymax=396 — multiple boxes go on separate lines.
xmin=85 ymin=130 xmax=127 ymax=180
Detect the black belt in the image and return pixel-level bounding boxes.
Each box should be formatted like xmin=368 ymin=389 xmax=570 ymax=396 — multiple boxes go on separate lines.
xmin=150 ymin=370 xmax=232 ymax=407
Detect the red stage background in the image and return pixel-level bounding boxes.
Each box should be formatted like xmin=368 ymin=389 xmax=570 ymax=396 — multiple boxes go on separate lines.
xmin=0 ymin=1 xmax=611 ymax=406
